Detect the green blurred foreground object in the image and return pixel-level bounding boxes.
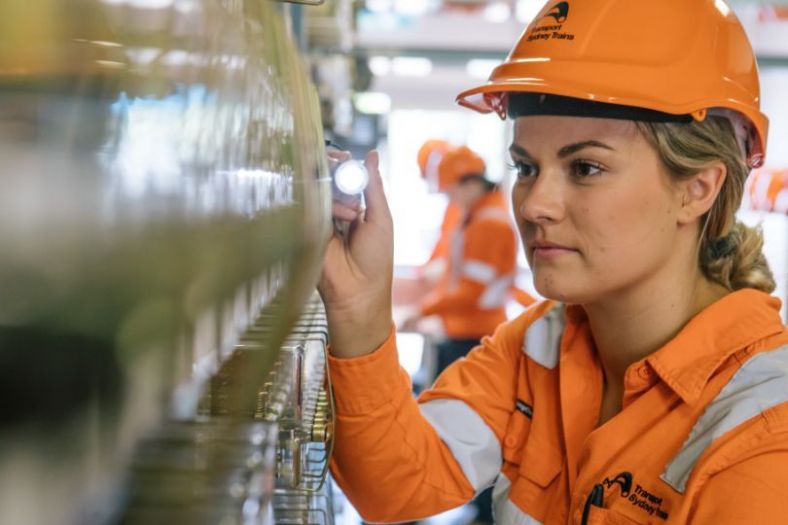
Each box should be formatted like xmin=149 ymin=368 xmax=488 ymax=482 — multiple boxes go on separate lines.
xmin=0 ymin=0 xmax=331 ymax=522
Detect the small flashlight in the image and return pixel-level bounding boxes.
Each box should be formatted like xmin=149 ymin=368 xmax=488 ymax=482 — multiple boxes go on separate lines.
xmin=334 ymin=159 xmax=369 ymax=195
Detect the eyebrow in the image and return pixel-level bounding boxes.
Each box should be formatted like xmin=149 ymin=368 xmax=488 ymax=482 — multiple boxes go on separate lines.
xmin=509 ymin=140 xmax=615 ymax=159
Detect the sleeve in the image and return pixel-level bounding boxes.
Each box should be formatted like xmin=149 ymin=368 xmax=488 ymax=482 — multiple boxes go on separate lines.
xmin=328 ymin=312 xmax=536 ymax=522
xmin=688 ymin=451 xmax=788 ymax=524
xmin=420 ymin=218 xmax=517 ymax=317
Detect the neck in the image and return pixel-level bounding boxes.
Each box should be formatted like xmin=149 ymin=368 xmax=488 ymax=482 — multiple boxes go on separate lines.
xmin=583 ymin=258 xmax=728 ymax=390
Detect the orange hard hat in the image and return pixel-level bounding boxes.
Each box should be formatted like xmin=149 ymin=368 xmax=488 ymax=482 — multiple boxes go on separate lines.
xmin=456 ymin=0 xmax=768 ymax=168
xmin=438 ymin=146 xmax=486 ymax=191
xmin=417 ymin=139 xmax=452 ymax=179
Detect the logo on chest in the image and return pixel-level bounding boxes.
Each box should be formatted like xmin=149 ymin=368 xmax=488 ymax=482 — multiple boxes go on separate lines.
xmin=601 ymin=471 xmax=669 ymax=520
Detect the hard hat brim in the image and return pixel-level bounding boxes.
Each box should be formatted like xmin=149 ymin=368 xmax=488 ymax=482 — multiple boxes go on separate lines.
xmin=456 ymin=67 xmax=768 ymax=168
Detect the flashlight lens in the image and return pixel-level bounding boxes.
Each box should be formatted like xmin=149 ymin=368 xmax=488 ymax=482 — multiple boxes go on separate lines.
xmin=335 ymin=160 xmax=369 ymax=194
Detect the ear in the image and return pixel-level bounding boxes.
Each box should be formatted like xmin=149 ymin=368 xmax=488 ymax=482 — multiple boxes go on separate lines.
xmin=676 ymin=161 xmax=727 ymax=226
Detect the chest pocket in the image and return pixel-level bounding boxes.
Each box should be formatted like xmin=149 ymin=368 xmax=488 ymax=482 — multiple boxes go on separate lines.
xmin=501 ymin=404 xmax=532 ymax=465
xmin=519 ymin=435 xmax=563 ymax=488
xmin=582 ymin=506 xmax=642 ymax=525
xmin=499 ymin=389 xmax=563 ymax=520
xmin=499 ymin=306 xmax=566 ymax=520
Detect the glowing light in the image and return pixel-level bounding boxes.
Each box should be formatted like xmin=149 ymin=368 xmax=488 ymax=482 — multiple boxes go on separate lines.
xmin=335 ymin=160 xmax=369 ymax=195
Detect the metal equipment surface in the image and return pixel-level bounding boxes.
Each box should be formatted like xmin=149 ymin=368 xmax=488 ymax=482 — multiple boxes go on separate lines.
xmin=0 ymin=1 xmax=333 ymax=523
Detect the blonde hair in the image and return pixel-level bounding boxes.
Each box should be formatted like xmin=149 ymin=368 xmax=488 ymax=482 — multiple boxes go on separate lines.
xmin=637 ymin=116 xmax=776 ymax=293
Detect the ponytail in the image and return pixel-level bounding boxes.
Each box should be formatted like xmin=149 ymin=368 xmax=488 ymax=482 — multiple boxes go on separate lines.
xmin=637 ymin=116 xmax=776 ymax=293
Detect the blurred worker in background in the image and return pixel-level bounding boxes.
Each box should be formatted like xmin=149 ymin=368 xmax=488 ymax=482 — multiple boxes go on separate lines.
xmin=320 ymin=0 xmax=788 ymax=523
xmin=405 ymin=144 xmax=519 ymax=523
xmin=402 ymin=146 xmax=518 ymax=377
xmin=417 ymin=139 xmax=462 ymax=286
xmin=395 ymin=141 xmax=535 ymax=341
xmin=393 ymin=139 xmax=461 ymax=309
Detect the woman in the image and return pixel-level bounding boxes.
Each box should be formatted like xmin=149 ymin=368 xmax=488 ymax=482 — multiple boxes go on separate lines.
xmin=319 ymin=1 xmax=788 ymax=523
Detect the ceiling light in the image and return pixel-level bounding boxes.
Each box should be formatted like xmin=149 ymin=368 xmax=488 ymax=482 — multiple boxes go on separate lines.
xmin=391 ymin=57 xmax=433 ymax=77
xmin=466 ymin=59 xmax=502 ymax=79
xmin=354 ymin=92 xmax=392 ymax=114
xmin=368 ymin=56 xmax=392 ymax=76
xmin=484 ymin=2 xmax=511 ymax=23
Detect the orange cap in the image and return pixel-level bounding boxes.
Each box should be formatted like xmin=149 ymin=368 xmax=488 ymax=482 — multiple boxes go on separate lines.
xmin=456 ymin=0 xmax=768 ymax=168
xmin=417 ymin=139 xmax=452 ymax=179
xmin=438 ymin=146 xmax=486 ymax=191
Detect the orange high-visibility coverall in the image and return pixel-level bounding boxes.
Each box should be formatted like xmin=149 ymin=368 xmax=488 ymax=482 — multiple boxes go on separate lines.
xmin=420 ymin=200 xmax=534 ymax=314
xmin=419 ymin=190 xmax=519 ymax=339
xmin=420 ymin=203 xmax=463 ymax=284
xmin=329 ymin=289 xmax=788 ymax=524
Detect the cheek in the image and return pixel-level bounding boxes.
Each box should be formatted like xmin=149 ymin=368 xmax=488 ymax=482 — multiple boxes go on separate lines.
xmin=576 ymin=184 xmax=676 ymax=270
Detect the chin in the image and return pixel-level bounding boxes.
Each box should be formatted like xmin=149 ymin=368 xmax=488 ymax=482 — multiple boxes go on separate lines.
xmin=532 ymin=273 xmax=590 ymax=305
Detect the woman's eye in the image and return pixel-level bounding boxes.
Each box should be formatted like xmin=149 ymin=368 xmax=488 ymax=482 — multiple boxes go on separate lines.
xmin=509 ymin=161 xmax=538 ymax=179
xmin=572 ymin=160 xmax=604 ymax=178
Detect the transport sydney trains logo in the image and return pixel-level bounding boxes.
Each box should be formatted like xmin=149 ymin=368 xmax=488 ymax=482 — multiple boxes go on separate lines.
xmin=527 ymin=2 xmax=574 ymax=42
xmin=541 ymin=1 xmax=569 ymax=23
xmin=601 ymin=471 xmax=670 ymax=520
xmin=602 ymin=471 xmax=633 ymax=497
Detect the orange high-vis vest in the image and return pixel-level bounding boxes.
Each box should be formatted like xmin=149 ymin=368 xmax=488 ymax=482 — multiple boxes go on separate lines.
xmin=329 ymin=289 xmax=788 ymax=524
xmin=419 ymin=190 xmax=518 ymax=339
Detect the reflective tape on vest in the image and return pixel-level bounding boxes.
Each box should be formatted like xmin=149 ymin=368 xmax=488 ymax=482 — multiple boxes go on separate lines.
xmin=661 ymin=344 xmax=788 ymax=493
xmin=462 ymin=260 xmax=497 ymax=284
xmin=522 ymin=305 xmax=564 ymax=369
xmin=419 ymin=399 xmax=502 ymax=493
xmin=492 ymin=473 xmax=544 ymax=524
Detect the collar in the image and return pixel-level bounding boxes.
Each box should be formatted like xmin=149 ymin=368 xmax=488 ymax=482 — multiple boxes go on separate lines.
xmin=644 ymin=289 xmax=785 ymax=404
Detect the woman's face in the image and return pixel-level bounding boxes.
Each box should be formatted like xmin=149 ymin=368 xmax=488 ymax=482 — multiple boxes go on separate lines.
xmin=511 ymin=115 xmax=684 ymax=304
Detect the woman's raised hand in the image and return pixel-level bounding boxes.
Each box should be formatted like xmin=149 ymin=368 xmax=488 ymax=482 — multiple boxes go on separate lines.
xmin=318 ymin=150 xmax=394 ymax=358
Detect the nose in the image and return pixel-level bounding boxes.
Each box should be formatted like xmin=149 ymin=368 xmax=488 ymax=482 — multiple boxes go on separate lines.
xmin=516 ymin=168 xmax=565 ymax=224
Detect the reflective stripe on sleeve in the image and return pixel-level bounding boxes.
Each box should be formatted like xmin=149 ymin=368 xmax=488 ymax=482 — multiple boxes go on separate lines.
xmin=522 ymin=305 xmax=564 ymax=369
xmin=661 ymin=344 xmax=788 ymax=493
xmin=419 ymin=399 xmax=502 ymax=493
xmin=462 ymin=260 xmax=497 ymax=284
xmin=492 ymin=473 xmax=544 ymax=524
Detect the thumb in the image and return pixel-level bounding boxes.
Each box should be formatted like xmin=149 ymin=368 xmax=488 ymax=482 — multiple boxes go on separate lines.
xmin=362 ymin=150 xmax=391 ymax=227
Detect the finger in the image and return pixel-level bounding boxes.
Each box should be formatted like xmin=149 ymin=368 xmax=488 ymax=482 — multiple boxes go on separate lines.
xmin=333 ymin=190 xmax=362 ymax=209
xmin=362 ymin=150 xmax=392 ymax=226
xmin=332 ymin=201 xmax=361 ymax=222
xmin=327 ymin=147 xmax=351 ymax=160
xmin=328 ymin=150 xmax=351 ymax=170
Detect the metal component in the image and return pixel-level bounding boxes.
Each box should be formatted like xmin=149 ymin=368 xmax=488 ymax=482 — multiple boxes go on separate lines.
xmin=121 ymin=419 xmax=278 ymax=524
xmin=0 ymin=0 xmax=332 ymax=523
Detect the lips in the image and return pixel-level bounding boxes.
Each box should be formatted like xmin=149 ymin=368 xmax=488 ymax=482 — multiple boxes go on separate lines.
xmin=528 ymin=240 xmax=575 ymax=251
xmin=526 ymin=239 xmax=579 ymax=261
